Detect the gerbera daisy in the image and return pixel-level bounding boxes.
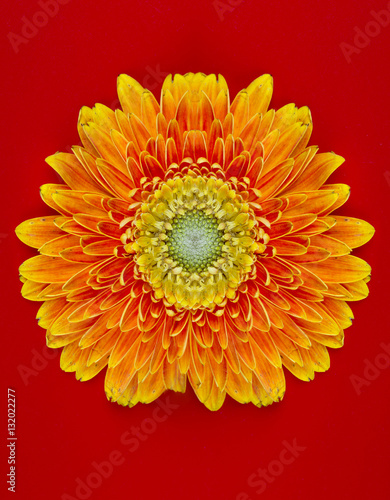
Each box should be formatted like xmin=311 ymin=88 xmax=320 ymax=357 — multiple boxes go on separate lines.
xmin=16 ymin=72 xmax=374 ymax=410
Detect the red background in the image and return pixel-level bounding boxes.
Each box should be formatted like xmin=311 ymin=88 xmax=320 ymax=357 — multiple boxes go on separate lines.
xmin=1 ymin=0 xmax=389 ymax=499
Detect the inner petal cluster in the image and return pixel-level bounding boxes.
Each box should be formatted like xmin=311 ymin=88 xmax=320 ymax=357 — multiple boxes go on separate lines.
xmin=124 ymin=174 xmax=266 ymax=310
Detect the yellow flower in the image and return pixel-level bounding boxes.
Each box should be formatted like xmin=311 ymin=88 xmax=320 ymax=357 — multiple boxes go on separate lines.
xmin=16 ymin=73 xmax=374 ymax=410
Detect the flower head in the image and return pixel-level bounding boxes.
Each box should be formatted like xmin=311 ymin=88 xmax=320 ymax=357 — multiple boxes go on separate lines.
xmin=16 ymin=73 xmax=374 ymax=410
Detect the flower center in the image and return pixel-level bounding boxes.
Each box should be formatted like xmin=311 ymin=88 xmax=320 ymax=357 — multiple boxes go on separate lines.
xmin=167 ymin=210 xmax=223 ymax=273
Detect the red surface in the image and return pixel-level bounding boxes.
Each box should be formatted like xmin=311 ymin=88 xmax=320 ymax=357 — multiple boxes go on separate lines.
xmin=1 ymin=0 xmax=389 ymax=499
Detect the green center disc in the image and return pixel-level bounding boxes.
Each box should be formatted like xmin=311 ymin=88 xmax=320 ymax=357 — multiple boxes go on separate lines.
xmin=166 ymin=209 xmax=224 ymax=273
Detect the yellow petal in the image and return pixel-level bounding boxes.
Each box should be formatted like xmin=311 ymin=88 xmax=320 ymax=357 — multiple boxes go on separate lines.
xmin=246 ymin=74 xmax=273 ymax=117
xmin=16 ymin=217 xmax=64 ymax=248
xmin=117 ymin=74 xmax=144 ymax=117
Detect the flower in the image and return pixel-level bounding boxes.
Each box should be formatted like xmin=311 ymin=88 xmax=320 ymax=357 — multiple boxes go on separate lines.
xmin=16 ymin=72 xmax=374 ymax=411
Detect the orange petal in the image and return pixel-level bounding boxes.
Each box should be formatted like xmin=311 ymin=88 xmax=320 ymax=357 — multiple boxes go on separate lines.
xmin=251 ymin=298 xmax=271 ymax=332
xmin=204 ymin=381 xmax=226 ymax=411
xmin=20 ymin=255 xmax=87 ymax=283
xmin=278 ymin=312 xmax=311 ymax=348
xmin=129 ymin=113 xmax=152 ymax=151
xmin=319 ymin=183 xmax=350 ymax=214
xmin=40 ymin=183 xmax=71 ymax=215
xmin=283 ymin=190 xmax=339 ymax=217
xmin=323 ymin=297 xmax=353 ymax=329
xmin=109 ymin=328 xmax=142 ymax=368
xmin=36 ymin=297 xmax=68 ymax=329
xmin=301 ymin=255 xmax=371 ymax=283
xmin=137 ymin=370 xmax=166 ymax=403
xmin=239 ymin=113 xmax=261 ymax=152
xmin=306 ymin=330 xmax=344 ymax=349
xmin=161 ymin=88 xmax=176 ymax=122
xmin=207 ymin=351 xmax=227 ymax=390
xmin=269 ymin=326 xmax=302 ymax=365
xmin=83 ymin=123 xmax=127 ymax=171
xmin=60 ymin=246 xmax=102 ymax=263
xmin=289 ymin=246 xmax=331 ymax=263
xmin=92 ymin=103 xmax=119 ymax=133
xmin=256 ymin=160 xmax=294 ymax=200
xmin=250 ymin=329 xmax=281 ymax=368
xmin=324 ymin=217 xmax=375 ymax=249
xmin=265 ymin=122 xmax=307 ymax=172
xmin=213 ymin=89 xmax=229 ymax=122
xmin=78 ymin=106 xmax=99 ymax=156
xmin=294 ymin=305 xmax=341 ymax=336
xmin=272 ymin=238 xmax=307 ymax=256
xmin=283 ymin=152 xmax=344 ymax=193
xmin=163 ymin=359 xmax=186 ymax=392
xmin=105 ymin=344 xmax=140 ymax=402
xmin=230 ymin=90 xmax=249 ymax=136
xmin=342 ymin=280 xmax=370 ymax=301
xmin=309 ymin=233 xmax=351 ymax=256
xmin=251 ymin=340 xmax=285 ymax=401
xmin=290 ymin=106 xmax=313 ymax=157
xmin=281 ymin=349 xmax=314 ymax=381
xmin=141 ymin=90 xmax=160 ymax=135
xmin=21 ymin=281 xmax=51 ymax=301
xmin=225 ymin=369 xmax=253 ymax=404
xmin=39 ymin=234 xmax=81 ymax=256
xmin=46 ymin=153 xmax=105 ymax=194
